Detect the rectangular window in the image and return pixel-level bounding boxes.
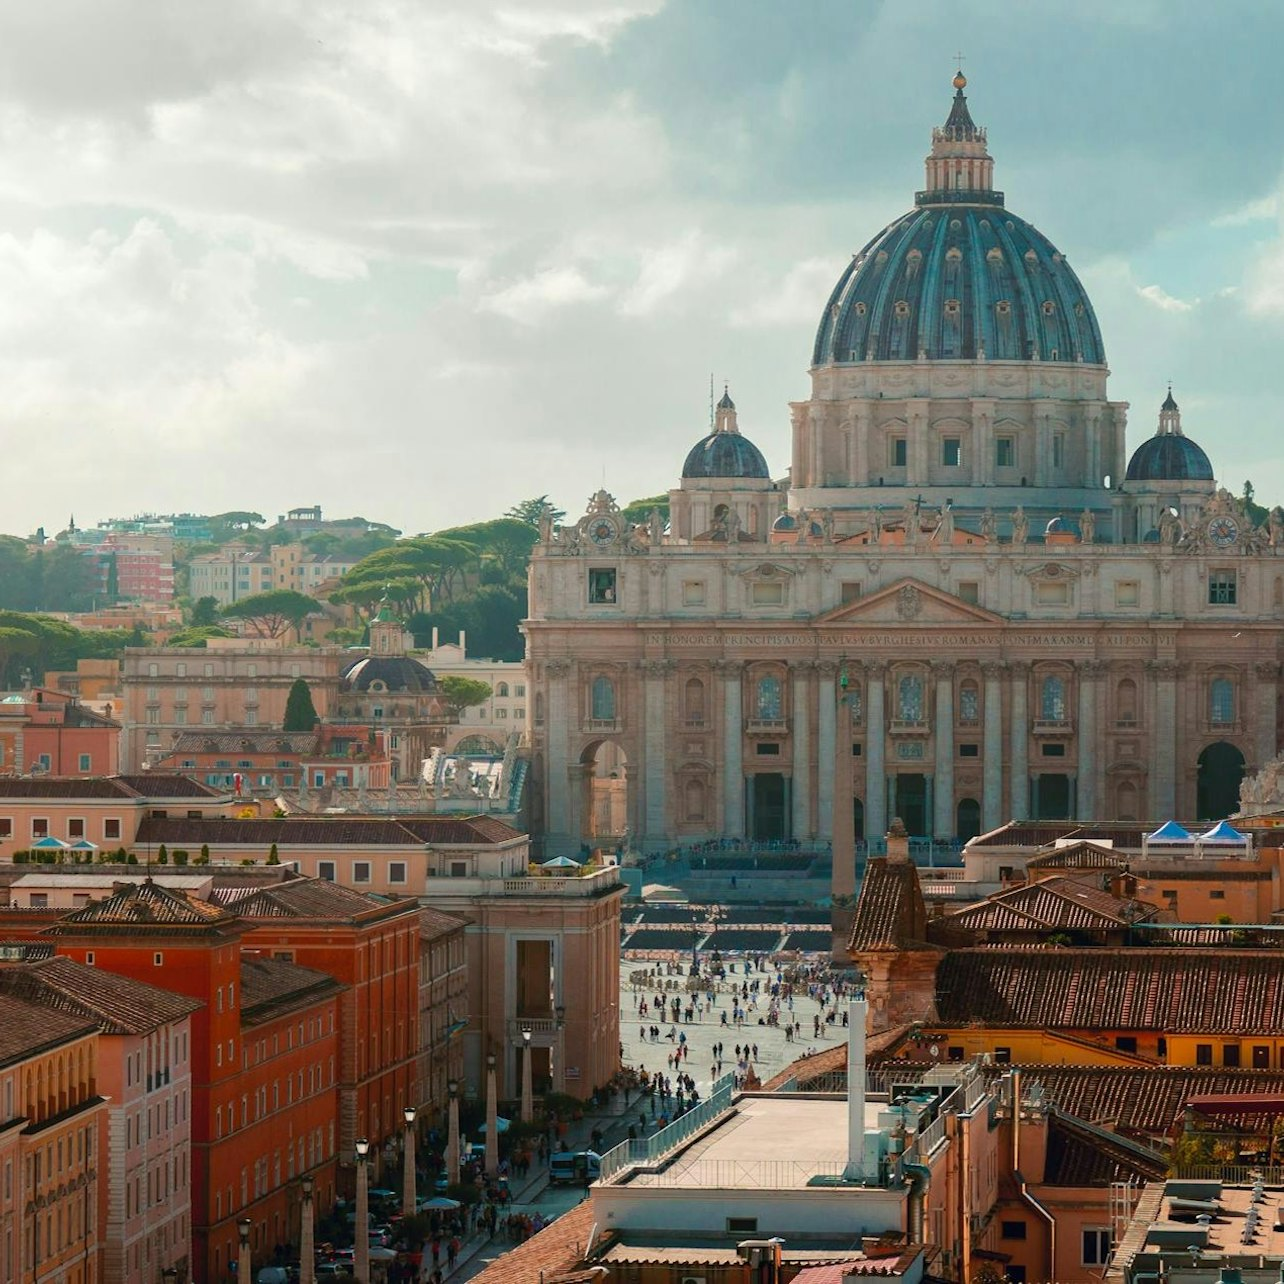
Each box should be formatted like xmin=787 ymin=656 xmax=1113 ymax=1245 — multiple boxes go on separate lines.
xmin=1209 ymin=572 xmax=1237 ymax=605
xmin=1082 ymin=1231 xmax=1112 ymax=1268
xmin=959 ymin=743 xmax=979 ymax=758
xmin=352 ymin=862 xmax=371 ymax=884
xmin=890 ymin=438 xmax=907 ymax=467
xmin=1035 ymin=580 xmax=1070 ymax=606
xmin=0 ymin=819 xmax=10 ymax=838
xmin=682 ymin=580 xmax=706 ymax=606
xmin=1001 ymin=1220 xmax=1027 ymax=1240
xmin=588 ymin=567 xmax=617 ymax=604
xmin=994 ymin=1047 xmax=1012 ymax=1063
xmin=388 ymin=862 xmax=406 ymax=884
xmin=32 ymin=818 xmax=48 ymax=839
xmin=1053 ymin=434 xmax=1065 ymax=468
xmin=727 ymin=1217 xmax=758 ymax=1234
xmin=751 ymin=581 xmax=785 ymax=606
xmin=1115 ymin=580 xmax=1140 ymax=607
xmin=104 ymin=819 xmax=121 ymax=840
xmin=68 ymin=818 xmax=85 ymax=839
xmin=942 ymin=437 xmax=961 ymax=467
xmin=317 ymin=861 xmax=335 ymax=882
xmin=1223 ymin=1044 xmax=1241 ymax=1067
xmin=202 ymin=710 xmax=215 ymax=725
xmin=1195 ymin=1043 xmax=1213 ymax=1065
xmin=755 ymin=743 xmax=781 ymax=756
xmin=996 ymin=437 xmax=1015 ymax=468
xmin=1041 ymin=743 xmax=1066 ymax=757
xmin=841 ymin=581 xmax=862 ymax=603
xmin=957 ymin=581 xmax=979 ymax=605
xmin=1210 ymin=889 xmax=1226 ymax=900
xmin=1115 ymin=1036 xmax=1137 ymax=1054
xmin=77 ymin=753 xmax=91 ymax=773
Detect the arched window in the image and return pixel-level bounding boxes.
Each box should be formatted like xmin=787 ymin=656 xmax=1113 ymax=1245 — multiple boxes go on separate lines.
xmin=756 ymin=676 xmax=782 ymax=721
xmin=1210 ymin=677 xmax=1235 ymax=725
xmin=591 ymin=676 xmax=616 ymax=722
xmin=897 ymin=674 xmax=924 ymax=722
xmin=1116 ymin=678 xmax=1138 ymax=724
xmin=496 ymin=682 xmax=509 ymax=698
xmin=958 ymin=681 xmax=979 ymax=725
xmin=1040 ymin=675 xmax=1066 ymax=722
xmin=684 ymin=677 xmax=706 ymax=726
xmin=684 ymin=778 xmax=707 ymax=822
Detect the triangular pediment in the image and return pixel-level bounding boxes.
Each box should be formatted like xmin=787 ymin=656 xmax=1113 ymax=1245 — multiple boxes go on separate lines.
xmin=817 ymin=578 xmax=1005 ymax=626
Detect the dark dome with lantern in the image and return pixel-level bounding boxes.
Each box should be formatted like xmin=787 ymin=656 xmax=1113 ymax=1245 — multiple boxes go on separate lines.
xmin=812 ymin=74 xmax=1105 ymax=368
xmin=681 ymin=388 xmax=771 ymax=480
xmin=1124 ymin=388 xmax=1214 ymax=484
xmin=341 ymin=654 xmax=438 ymax=693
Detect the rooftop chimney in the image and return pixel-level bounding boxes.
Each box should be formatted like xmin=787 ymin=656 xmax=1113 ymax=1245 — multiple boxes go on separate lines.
xmin=886 ymin=817 xmax=910 ymax=864
xmin=846 ymin=993 xmax=868 ymax=1180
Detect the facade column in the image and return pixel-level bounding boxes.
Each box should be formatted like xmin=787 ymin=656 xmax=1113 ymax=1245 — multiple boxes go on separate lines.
xmin=974 ymin=400 xmax=994 ymax=485
xmin=907 ymin=401 xmax=928 ymax=486
xmin=982 ymin=662 xmax=1004 ymax=832
xmin=816 ymin=662 xmax=838 ymax=840
xmin=791 ymin=663 xmax=813 ymax=840
xmin=721 ymin=661 xmax=745 ymax=837
xmin=865 ymin=663 xmax=887 ymax=840
xmin=1151 ymin=660 xmax=1178 ymax=819
xmin=1009 ymin=662 xmax=1029 ymax=821
xmin=1076 ymin=661 xmax=1103 ymax=820
xmin=832 ymin=662 xmax=857 ymax=899
xmin=1255 ymin=662 xmax=1281 ymax=772
xmin=545 ymin=661 xmax=572 ymax=852
xmin=852 ymin=406 xmax=870 ymax=484
xmin=643 ymin=661 xmax=670 ymax=848
xmin=932 ymin=662 xmax=955 ymax=840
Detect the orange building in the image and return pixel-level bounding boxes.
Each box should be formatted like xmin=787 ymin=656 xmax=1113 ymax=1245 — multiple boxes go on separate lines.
xmin=45 ymin=880 xmax=343 ymax=1284
xmin=0 ymin=689 xmax=121 ymax=777
xmin=0 ymin=989 xmax=107 ymax=1283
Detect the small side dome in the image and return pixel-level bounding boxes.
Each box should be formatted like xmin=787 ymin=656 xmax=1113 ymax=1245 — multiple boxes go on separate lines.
xmin=1045 ymin=515 xmax=1071 ymax=535
xmin=1125 ymin=435 xmax=1214 ymax=483
xmin=681 ymin=432 xmax=770 ymax=480
xmin=1142 ymin=528 xmax=1162 ymax=543
xmin=772 ymin=512 xmax=798 ymax=532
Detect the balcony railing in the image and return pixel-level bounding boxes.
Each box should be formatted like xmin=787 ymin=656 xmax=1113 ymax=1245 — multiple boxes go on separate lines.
xmin=1032 ymin=718 xmax=1073 ymax=735
xmin=583 ymin=718 xmax=620 ymax=733
xmin=744 ymin=717 xmax=788 ymax=734
xmin=889 ymin=718 xmax=930 ymax=736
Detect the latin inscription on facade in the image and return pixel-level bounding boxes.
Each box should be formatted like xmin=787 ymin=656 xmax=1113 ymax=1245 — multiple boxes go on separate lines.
xmin=650 ymin=631 xmax=1175 ymax=649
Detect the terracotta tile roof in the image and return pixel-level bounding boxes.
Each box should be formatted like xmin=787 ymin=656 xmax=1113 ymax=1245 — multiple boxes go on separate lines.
xmin=420 ymin=906 xmax=468 ymax=940
xmin=397 ymin=816 xmax=526 ymax=845
xmin=848 ymin=857 xmax=930 ymax=952
xmin=0 ymin=956 xmax=201 ymax=1035
xmin=935 ymin=947 xmax=1284 ymax=1034
xmin=0 ymin=990 xmax=97 ymax=1067
xmin=467 ymin=1198 xmax=596 ymax=1284
xmin=113 ymin=774 xmax=223 ymax=798
xmin=239 ymin=956 xmax=344 ymax=1025
xmin=1042 ymin=1108 xmax=1169 ymax=1186
xmin=939 ymin=876 xmax=1156 ymax=935
xmin=45 ymin=878 xmax=239 ymax=935
xmin=167 ymin=731 xmax=320 ymax=755
xmin=0 ymin=774 xmax=222 ymax=800
xmin=213 ymin=878 xmax=406 ymax=922
xmin=134 ymin=814 xmax=523 ymax=848
xmin=1026 ymin=842 xmax=1129 ymax=871
xmin=762 ymin=1025 xmax=913 ymax=1091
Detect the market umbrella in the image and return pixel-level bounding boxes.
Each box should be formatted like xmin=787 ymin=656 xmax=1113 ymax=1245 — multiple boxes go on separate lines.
xmin=418 ymin=1196 xmax=461 ymax=1210
xmin=541 ymin=856 xmax=581 ymax=868
xmin=477 ymin=1117 xmax=511 ymax=1134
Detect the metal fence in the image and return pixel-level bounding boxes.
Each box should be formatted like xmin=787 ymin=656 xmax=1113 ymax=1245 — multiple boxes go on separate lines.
xmin=623 ymin=1156 xmax=850 ymax=1189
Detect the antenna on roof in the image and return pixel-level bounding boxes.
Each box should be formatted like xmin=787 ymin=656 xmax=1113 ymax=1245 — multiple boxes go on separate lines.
xmin=709 ymin=372 xmax=715 ymax=430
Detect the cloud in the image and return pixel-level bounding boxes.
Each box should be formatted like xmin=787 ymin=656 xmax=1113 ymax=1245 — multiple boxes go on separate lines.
xmin=1136 ymin=283 xmax=1196 ymax=313
xmin=732 ymin=257 xmax=835 ymax=328
xmin=480 ymin=265 xmax=608 ymax=322
xmin=617 ymin=231 xmax=738 ymax=317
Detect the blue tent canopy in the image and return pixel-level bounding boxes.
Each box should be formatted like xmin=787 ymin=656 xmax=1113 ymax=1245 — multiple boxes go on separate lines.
xmin=30 ymin=835 xmax=68 ymax=849
xmin=1146 ymin=821 xmax=1192 ymax=842
xmin=1198 ymin=820 xmax=1246 ymax=843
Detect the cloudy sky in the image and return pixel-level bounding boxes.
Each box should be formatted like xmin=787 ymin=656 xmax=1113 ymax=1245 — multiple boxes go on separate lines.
xmin=3 ymin=0 xmax=1283 ymax=538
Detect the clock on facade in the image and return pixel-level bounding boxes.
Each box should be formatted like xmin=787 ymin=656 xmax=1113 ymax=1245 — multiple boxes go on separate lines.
xmin=588 ymin=517 xmax=619 ymax=546
xmin=1207 ymin=516 xmax=1239 ymax=547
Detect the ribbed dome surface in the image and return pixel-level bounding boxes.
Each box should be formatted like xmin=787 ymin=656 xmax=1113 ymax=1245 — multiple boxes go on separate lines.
xmin=681 ymin=432 xmax=770 ymax=480
xmin=812 ymin=206 xmax=1105 ymax=366
xmin=1125 ymin=434 xmax=1214 ymax=483
xmin=341 ymin=655 xmax=438 ymax=693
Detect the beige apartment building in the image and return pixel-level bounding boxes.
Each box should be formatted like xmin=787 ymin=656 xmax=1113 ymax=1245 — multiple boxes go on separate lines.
xmin=525 ymin=74 xmax=1284 ymax=862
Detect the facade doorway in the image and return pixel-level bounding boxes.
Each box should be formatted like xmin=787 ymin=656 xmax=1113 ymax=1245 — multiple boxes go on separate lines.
xmin=1197 ymin=741 xmax=1245 ymax=820
xmin=580 ymin=740 xmax=629 ymax=844
xmin=1032 ymin=774 xmax=1072 ymax=819
xmin=893 ymin=774 xmax=927 ymax=837
xmin=956 ymin=798 xmax=981 ymax=841
xmin=750 ymin=773 xmax=788 ymax=840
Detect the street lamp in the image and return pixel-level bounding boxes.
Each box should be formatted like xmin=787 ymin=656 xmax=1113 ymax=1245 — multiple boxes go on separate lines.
xmin=520 ymin=1027 xmax=534 ymax=1122
xmin=354 ymin=1138 xmax=371 ymax=1284
xmin=484 ymin=1053 xmax=499 ymax=1178
xmin=401 ymin=1106 xmax=417 ymax=1219
xmin=237 ymin=1218 xmax=252 ymax=1284
xmin=446 ymin=1080 xmax=461 ymax=1186
xmin=299 ymin=1175 xmax=316 ymax=1284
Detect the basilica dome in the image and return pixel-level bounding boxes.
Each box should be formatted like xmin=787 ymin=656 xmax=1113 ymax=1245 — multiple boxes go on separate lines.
xmin=812 ymin=75 xmax=1105 ymax=367
xmin=341 ymin=655 xmax=438 ymax=693
xmin=681 ymin=389 xmax=771 ymax=480
xmin=1124 ymin=388 xmax=1214 ymax=484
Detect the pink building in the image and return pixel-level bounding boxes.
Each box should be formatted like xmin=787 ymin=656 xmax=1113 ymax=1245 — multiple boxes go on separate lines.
xmin=0 ymin=952 xmax=199 ymax=1283
xmin=0 ymin=688 xmax=121 ymax=777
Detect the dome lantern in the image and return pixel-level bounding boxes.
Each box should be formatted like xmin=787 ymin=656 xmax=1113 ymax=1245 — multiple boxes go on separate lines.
xmin=1124 ymin=386 xmax=1214 ymax=484
xmin=680 ymin=385 xmax=771 ymax=481
xmin=922 ymin=69 xmax=998 ymax=206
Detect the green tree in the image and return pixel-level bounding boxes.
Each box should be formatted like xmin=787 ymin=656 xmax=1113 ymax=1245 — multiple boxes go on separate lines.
xmin=621 ymin=494 xmax=671 ymax=527
xmin=437 ymin=518 xmax=539 ymax=581
xmin=438 ymin=675 xmax=493 ymax=716
xmin=505 ymin=496 xmax=565 ymax=528
xmin=191 ymin=596 xmax=220 ymax=627
xmin=165 ymin=625 xmax=234 ymax=648
xmin=221 ymin=589 xmax=318 ymax=639
xmin=283 ymin=678 xmax=319 ymax=731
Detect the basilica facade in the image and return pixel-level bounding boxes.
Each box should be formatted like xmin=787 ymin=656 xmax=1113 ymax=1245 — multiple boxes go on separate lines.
xmin=524 ymin=75 xmax=1284 ymax=866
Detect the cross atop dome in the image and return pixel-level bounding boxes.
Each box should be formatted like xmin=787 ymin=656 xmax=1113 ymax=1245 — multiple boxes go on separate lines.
xmin=1158 ymin=385 xmax=1183 ymax=435
xmin=921 ymin=68 xmax=998 ymax=206
xmin=714 ymin=385 xmax=740 ymax=434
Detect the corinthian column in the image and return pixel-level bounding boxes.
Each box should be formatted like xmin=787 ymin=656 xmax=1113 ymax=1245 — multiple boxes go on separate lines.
xmin=932 ymin=662 xmax=955 ymax=840
xmin=545 ymin=660 xmax=572 ymax=851
xmin=865 ymin=663 xmax=887 ymax=840
xmin=982 ymin=662 xmax=1004 ymax=832
xmin=816 ymin=661 xmax=838 ymax=840
xmin=1255 ymin=662 xmax=1281 ymax=774
xmin=1076 ymin=661 xmax=1103 ymax=820
xmin=720 ymin=661 xmax=745 ymax=837
xmin=1009 ymin=662 xmax=1029 ymax=821
xmin=1150 ymin=660 xmax=1178 ymax=818
xmin=643 ymin=660 xmax=671 ymax=847
xmin=792 ymin=663 xmax=813 ymax=840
